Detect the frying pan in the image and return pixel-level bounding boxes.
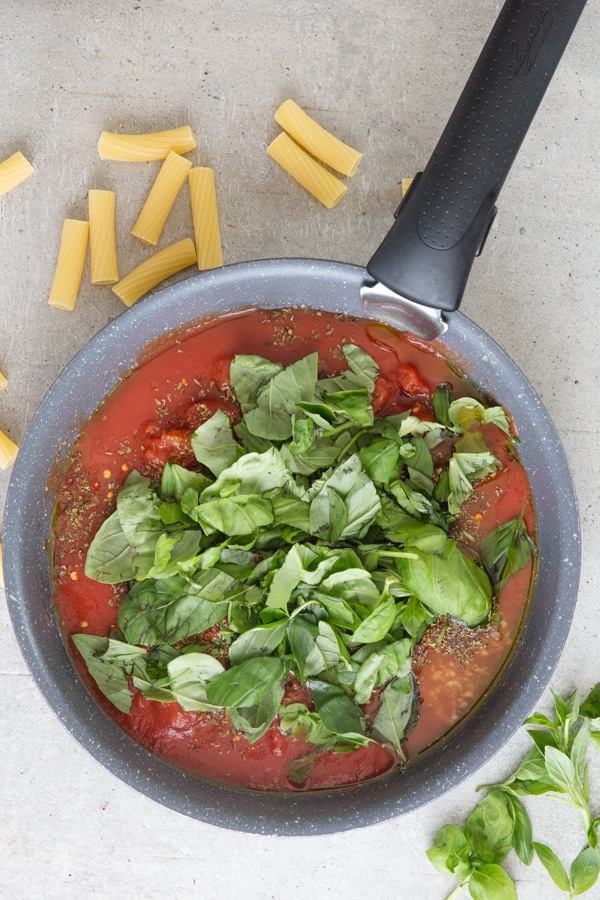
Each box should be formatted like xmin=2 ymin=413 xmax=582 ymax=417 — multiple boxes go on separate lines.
xmin=3 ymin=0 xmax=584 ymax=834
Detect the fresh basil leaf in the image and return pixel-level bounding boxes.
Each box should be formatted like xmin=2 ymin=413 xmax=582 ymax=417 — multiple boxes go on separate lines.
xmin=166 ymin=651 xmax=226 ymax=711
xmin=325 ymin=388 xmax=373 ymax=427
xmin=468 ymin=864 xmax=518 ymax=900
xmin=205 ymin=656 xmax=286 ymax=708
xmin=279 ymin=439 xmax=340 ymax=475
xmin=570 ymin=847 xmax=600 ymax=895
xmin=302 ymin=621 xmax=345 ymax=678
xmin=371 ymin=673 xmax=418 ymax=753
xmin=399 ymin=542 xmax=492 ymax=626
xmin=359 ymin=437 xmax=401 ymax=484
xmin=230 ymin=677 xmax=286 ymax=743
xmin=504 ymin=793 xmax=534 ymax=866
xmin=341 ymin=343 xmax=379 ymax=392
xmin=193 ymin=493 xmax=274 ymax=536
xmin=480 ymin=513 xmax=536 ymax=591
xmin=580 ymin=682 xmax=600 ymax=720
xmin=279 ymin=703 xmax=340 ymax=750
xmin=533 ymin=842 xmax=571 ymax=892
xmin=243 ymin=353 xmax=318 ymax=440
xmin=309 ymin=486 xmax=348 ymax=543
xmin=426 ymin=823 xmax=472 ymax=877
xmin=118 ymin=572 xmax=231 ymax=645
xmin=202 ymin=447 xmax=295 ymax=499
xmin=191 ymin=409 xmax=239 ymax=476
xmin=432 ymin=383 xmax=453 ymax=428
xmin=227 ymin=621 xmax=288 ymax=666
xmin=448 ymin=397 xmax=511 ymax=435
xmin=404 ymin=436 xmax=434 ymax=494
xmin=447 ymin=448 xmax=500 ymax=515
xmin=160 ymin=462 xmax=212 ymax=500
xmin=543 ymin=746 xmax=580 ymax=796
xmin=265 ymin=543 xmax=337 ymax=610
xmin=323 ymin=454 xmax=381 ymax=539
xmin=354 ymin=639 xmax=411 ymax=705
xmin=84 ymin=509 xmax=135 ymax=583
xmin=71 ymin=634 xmax=146 ymax=714
xmin=307 ymin=678 xmax=366 ymax=739
xmin=229 ymin=354 xmax=284 ymax=413
xmin=351 ymin=589 xmax=397 ymax=644
xmin=463 ymin=790 xmax=514 ymax=864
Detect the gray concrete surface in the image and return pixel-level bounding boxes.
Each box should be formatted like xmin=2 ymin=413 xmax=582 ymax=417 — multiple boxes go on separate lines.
xmin=1 ymin=1 xmax=599 ymax=897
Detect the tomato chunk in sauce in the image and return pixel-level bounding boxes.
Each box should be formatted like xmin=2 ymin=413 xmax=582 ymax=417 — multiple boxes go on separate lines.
xmin=51 ymin=308 xmax=536 ymax=792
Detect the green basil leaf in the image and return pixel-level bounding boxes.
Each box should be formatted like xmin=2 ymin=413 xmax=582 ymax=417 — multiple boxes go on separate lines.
xmin=468 ymin=864 xmax=518 ymax=900
xmin=359 ymin=437 xmax=401 ymax=484
xmin=463 ymin=790 xmax=514 ymax=864
xmin=227 ymin=621 xmax=288 ymax=666
xmin=202 ymin=446 xmax=295 ymax=499
xmin=533 ymin=842 xmax=571 ymax=892
xmin=399 ymin=542 xmax=492 ymax=626
xmin=191 ymin=408 xmax=239 ymax=476
xmin=580 ymin=682 xmax=600 ymax=720
xmin=244 ymin=353 xmax=318 ymax=440
xmin=194 ymin=494 xmax=274 ymax=536
xmin=166 ymin=652 xmax=226 ymax=711
xmin=341 ymin=343 xmax=379 ymax=392
xmin=480 ymin=513 xmax=536 ymax=591
xmin=302 ymin=621 xmax=344 ymax=678
xmin=309 ymin=486 xmax=348 ymax=543
xmin=307 ymin=679 xmax=366 ymax=738
xmin=230 ymin=677 xmax=286 ymax=743
xmin=354 ymin=639 xmax=411 ymax=705
xmin=351 ymin=589 xmax=397 ymax=644
xmin=426 ymin=823 xmax=472 ymax=877
xmin=279 ymin=703 xmax=340 ymax=750
xmin=118 ymin=572 xmax=231 ymax=644
xmin=543 ymin=745 xmax=580 ymax=796
xmin=71 ymin=634 xmax=146 ymax=714
xmin=570 ymin=847 xmax=600 ymax=895
xmin=160 ymin=461 xmax=212 ymax=500
xmin=205 ymin=656 xmax=286 ymax=708
xmin=432 ymin=383 xmax=453 ymax=428
xmin=229 ymin=354 xmax=284 ymax=413
xmin=371 ymin=673 xmax=418 ymax=753
xmin=265 ymin=544 xmax=337 ymax=610
xmin=504 ymin=793 xmax=534 ymax=866
xmin=84 ymin=509 xmax=135 ymax=583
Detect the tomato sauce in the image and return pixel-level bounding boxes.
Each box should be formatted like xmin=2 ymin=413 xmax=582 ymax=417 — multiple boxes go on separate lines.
xmin=51 ymin=307 xmax=536 ymax=791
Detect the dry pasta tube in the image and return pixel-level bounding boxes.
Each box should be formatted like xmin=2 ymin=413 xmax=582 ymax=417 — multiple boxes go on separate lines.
xmin=0 ymin=151 xmax=34 ymax=198
xmin=274 ymin=100 xmax=362 ymax=177
xmin=89 ymin=190 xmax=118 ymax=284
xmin=189 ymin=167 xmax=223 ymax=270
xmin=0 ymin=429 xmax=18 ymax=469
xmin=402 ymin=177 xmax=414 ymax=197
xmin=267 ymin=133 xmax=347 ymax=209
xmin=48 ymin=219 xmax=90 ymax=310
xmin=98 ymin=126 xmax=197 ymax=161
xmin=112 ymin=238 xmax=197 ymax=307
xmin=0 ymin=372 xmax=7 ymax=391
xmin=132 ymin=151 xmax=192 ymax=246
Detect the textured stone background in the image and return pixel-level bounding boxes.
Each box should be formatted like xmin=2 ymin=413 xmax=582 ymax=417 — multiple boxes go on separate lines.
xmin=1 ymin=2 xmax=599 ymax=897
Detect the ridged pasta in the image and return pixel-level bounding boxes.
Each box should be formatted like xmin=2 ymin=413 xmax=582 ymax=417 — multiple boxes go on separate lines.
xmin=0 ymin=151 xmax=34 ymax=197
xmin=112 ymin=238 xmax=197 ymax=307
xmin=97 ymin=126 xmax=197 ymax=161
xmin=48 ymin=219 xmax=90 ymax=310
xmin=274 ymin=100 xmax=362 ymax=177
xmin=0 ymin=428 xmax=18 ymax=469
xmin=267 ymin=133 xmax=347 ymax=208
xmin=89 ymin=191 xmax=118 ymax=284
xmin=189 ymin=167 xmax=223 ymax=270
xmin=132 ymin=151 xmax=192 ymax=246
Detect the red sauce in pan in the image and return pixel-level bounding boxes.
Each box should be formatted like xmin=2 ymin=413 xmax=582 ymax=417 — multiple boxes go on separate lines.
xmin=51 ymin=307 xmax=536 ymax=791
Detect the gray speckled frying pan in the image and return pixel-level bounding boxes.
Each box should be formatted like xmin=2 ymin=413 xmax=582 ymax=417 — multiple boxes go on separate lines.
xmin=2 ymin=0 xmax=584 ymax=834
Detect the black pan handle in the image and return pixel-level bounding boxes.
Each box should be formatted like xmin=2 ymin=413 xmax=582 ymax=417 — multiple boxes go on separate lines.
xmin=367 ymin=0 xmax=588 ymax=312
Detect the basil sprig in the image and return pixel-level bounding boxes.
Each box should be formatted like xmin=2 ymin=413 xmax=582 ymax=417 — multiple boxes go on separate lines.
xmin=76 ymin=346 xmax=535 ymax=762
xmin=428 ymin=685 xmax=600 ymax=899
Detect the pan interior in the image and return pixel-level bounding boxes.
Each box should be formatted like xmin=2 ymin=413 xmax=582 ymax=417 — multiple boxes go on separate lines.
xmin=3 ymin=258 xmax=580 ymax=835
